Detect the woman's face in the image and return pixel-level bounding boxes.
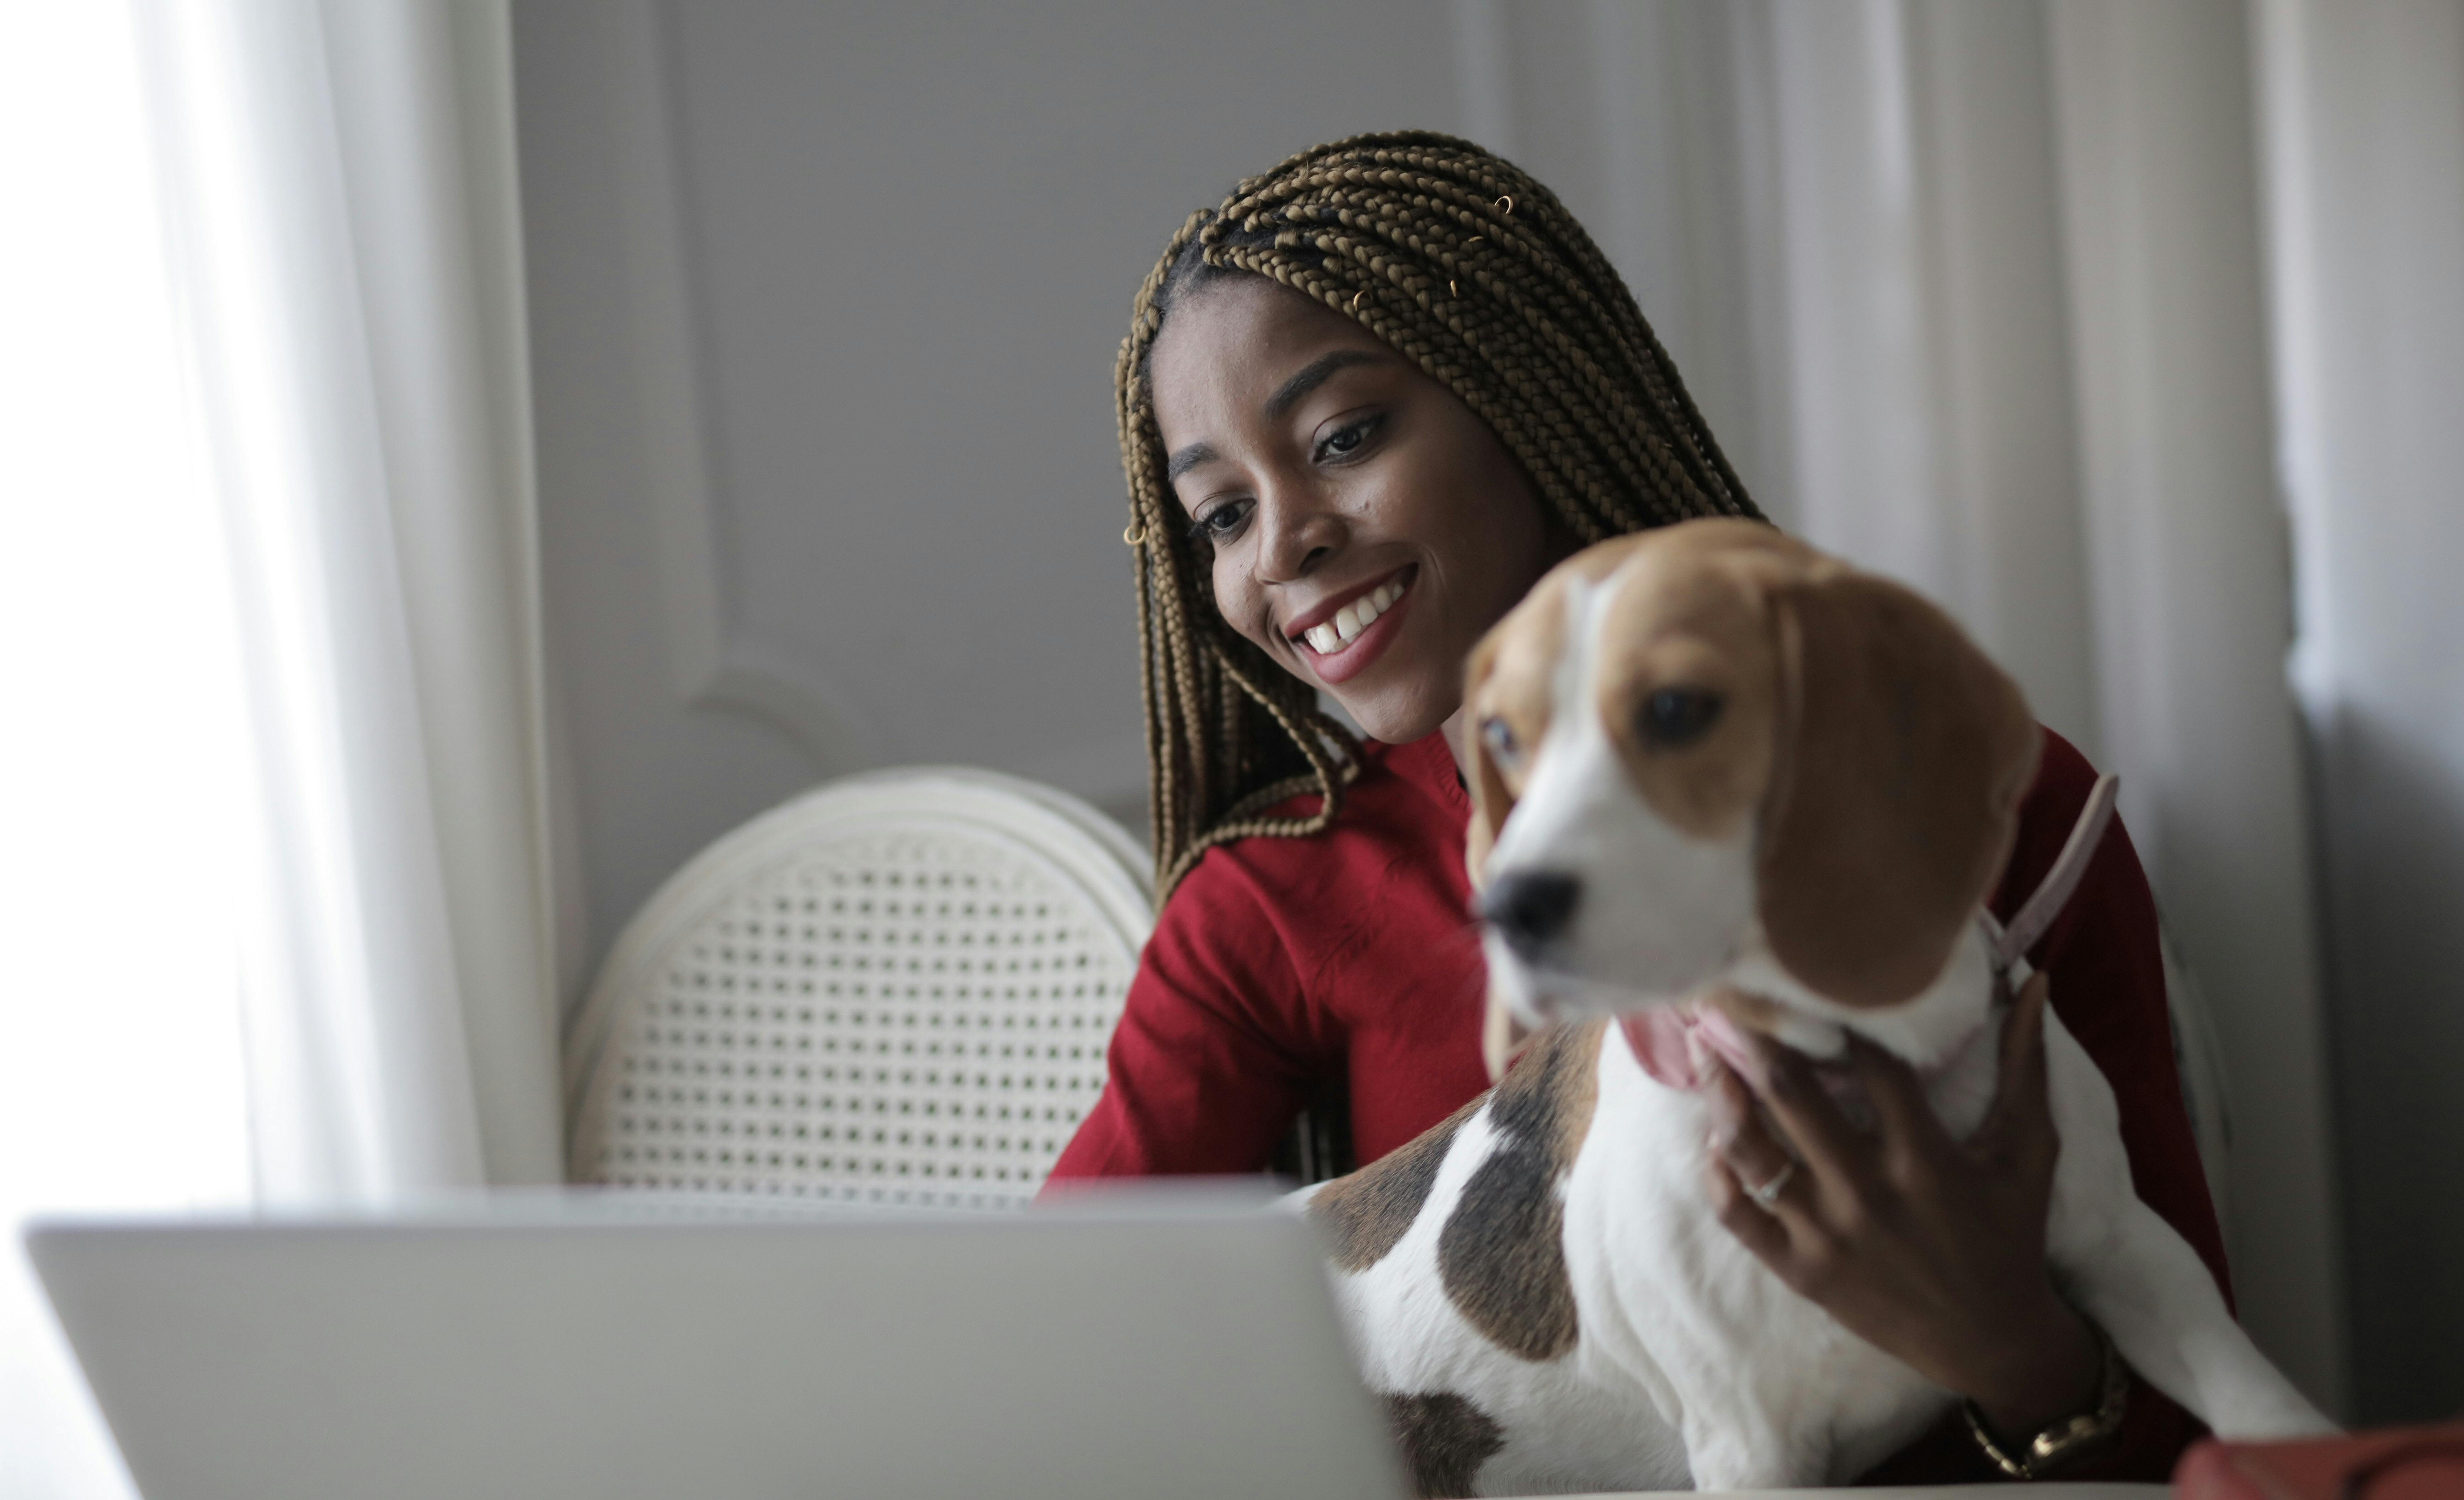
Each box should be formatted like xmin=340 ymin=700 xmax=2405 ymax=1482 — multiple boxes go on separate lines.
xmin=1148 ymin=275 xmax=1565 ymax=744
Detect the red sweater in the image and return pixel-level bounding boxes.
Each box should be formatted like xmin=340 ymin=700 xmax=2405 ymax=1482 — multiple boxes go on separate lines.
xmin=1052 ymin=729 xmax=2229 ymax=1482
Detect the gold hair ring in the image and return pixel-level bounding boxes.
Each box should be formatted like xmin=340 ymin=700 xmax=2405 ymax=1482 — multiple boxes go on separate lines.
xmin=1122 ymin=523 xmax=1147 ymax=546
xmin=1466 ymin=235 xmax=1484 ymax=247
xmin=1495 ymin=195 xmax=1514 ymax=215
xmin=1351 ymin=289 xmax=1367 ymax=311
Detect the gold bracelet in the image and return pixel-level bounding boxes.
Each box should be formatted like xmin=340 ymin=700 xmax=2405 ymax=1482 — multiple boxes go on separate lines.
xmin=1961 ymin=1319 xmax=2130 ymax=1480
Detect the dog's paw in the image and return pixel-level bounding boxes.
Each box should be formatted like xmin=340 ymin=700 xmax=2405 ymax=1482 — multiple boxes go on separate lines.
xmin=2210 ymin=1393 xmax=2340 ymax=1442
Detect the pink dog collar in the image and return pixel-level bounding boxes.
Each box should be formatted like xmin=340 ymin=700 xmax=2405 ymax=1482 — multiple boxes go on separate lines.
xmin=1620 ymin=1005 xmax=1759 ymax=1093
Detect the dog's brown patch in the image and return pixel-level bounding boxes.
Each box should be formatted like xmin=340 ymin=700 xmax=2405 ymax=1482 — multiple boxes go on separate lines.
xmin=1437 ymin=1019 xmax=1604 ymax=1360
xmin=1309 ymin=1097 xmax=1477 ymax=1272
xmin=1383 ymin=1390 xmax=1507 ymax=1498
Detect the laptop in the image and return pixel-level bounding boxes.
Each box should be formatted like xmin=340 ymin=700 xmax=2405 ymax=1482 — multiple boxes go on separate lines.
xmin=26 ymin=1187 xmax=1406 ymax=1500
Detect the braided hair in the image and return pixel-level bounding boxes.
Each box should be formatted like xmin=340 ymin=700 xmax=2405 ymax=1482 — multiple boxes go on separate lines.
xmin=1118 ymin=130 xmax=1762 ymax=897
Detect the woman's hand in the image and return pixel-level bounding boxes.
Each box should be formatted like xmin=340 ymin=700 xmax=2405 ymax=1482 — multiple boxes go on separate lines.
xmin=1699 ymin=973 xmax=2103 ymax=1440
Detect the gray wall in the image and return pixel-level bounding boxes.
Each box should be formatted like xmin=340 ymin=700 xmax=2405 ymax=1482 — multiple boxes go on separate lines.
xmin=514 ymin=0 xmax=1466 ymax=990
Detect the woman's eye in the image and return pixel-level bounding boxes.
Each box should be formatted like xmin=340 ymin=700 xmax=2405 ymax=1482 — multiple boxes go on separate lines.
xmin=1639 ymin=687 xmax=1724 ymax=747
xmin=1480 ymin=715 xmax=1522 ymax=770
xmin=1185 ymin=498 xmax=1252 ymax=543
xmin=1313 ymin=413 xmax=1384 ymax=464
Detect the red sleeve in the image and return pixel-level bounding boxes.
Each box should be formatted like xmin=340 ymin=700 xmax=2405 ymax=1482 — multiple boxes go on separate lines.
xmin=1861 ymin=727 xmax=2227 ymax=1485
xmin=1042 ymin=850 xmax=1333 ymax=1183
xmin=2018 ymin=730 xmax=2232 ymax=1303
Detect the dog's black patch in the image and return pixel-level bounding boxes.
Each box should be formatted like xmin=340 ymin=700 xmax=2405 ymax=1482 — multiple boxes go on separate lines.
xmin=1383 ymin=1389 xmax=1507 ymax=1498
xmin=1437 ymin=1018 xmax=1603 ymax=1361
xmin=1310 ymin=1097 xmax=1476 ymax=1272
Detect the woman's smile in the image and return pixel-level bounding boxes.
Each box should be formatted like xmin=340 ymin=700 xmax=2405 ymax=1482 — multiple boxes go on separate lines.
xmin=1285 ymin=566 xmax=1416 ymax=685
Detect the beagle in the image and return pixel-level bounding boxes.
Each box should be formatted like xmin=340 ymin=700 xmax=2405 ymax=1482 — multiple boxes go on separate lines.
xmin=1297 ymin=520 xmax=2332 ymax=1495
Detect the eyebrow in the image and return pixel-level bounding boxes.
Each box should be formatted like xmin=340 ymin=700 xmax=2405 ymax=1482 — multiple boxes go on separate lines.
xmin=1264 ymin=349 xmax=1385 ymax=419
xmin=1165 ymin=441 xmax=1217 ymax=484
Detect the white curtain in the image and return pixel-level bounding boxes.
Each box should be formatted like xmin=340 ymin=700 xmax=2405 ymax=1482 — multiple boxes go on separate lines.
xmin=4 ymin=0 xmax=559 ymax=1491
xmin=133 ymin=0 xmax=562 ymax=1205
xmin=1756 ymin=0 xmax=2344 ymax=1408
xmin=1455 ymin=0 xmax=2348 ymax=1411
xmin=1 ymin=7 xmax=256 ymax=1492
xmin=2253 ymin=0 xmax=2464 ymax=1423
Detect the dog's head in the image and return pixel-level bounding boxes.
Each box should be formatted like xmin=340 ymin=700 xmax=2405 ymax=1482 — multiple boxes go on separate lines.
xmin=1466 ymin=519 xmax=2040 ymax=1025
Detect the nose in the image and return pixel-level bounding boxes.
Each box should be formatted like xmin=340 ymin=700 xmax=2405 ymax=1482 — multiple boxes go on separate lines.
xmin=1478 ymin=870 xmax=1581 ymax=959
xmin=1255 ymin=483 xmax=1344 ymax=584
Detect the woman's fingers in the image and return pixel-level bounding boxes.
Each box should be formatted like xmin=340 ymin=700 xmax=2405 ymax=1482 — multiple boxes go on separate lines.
xmin=1735 ymin=1028 xmax=1872 ymax=1195
xmin=1704 ymin=1057 xmax=1794 ymax=1195
xmin=1846 ymin=1033 xmax=1958 ymax=1181
xmin=1974 ymin=971 xmax=2056 ymax=1168
xmin=1702 ymin=1057 xmax=1826 ymax=1239
xmin=1703 ymin=1152 xmax=1792 ymax=1263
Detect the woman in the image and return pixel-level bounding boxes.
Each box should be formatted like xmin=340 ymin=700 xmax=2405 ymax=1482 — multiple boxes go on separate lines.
xmin=1050 ymin=132 xmax=2226 ymax=1485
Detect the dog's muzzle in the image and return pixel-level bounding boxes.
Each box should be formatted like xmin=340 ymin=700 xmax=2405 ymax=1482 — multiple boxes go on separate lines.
xmin=1478 ymin=870 xmax=1582 ymax=961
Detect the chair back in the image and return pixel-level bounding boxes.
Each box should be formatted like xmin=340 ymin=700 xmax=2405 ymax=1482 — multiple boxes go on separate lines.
xmin=565 ymin=768 xmax=1152 ymax=1209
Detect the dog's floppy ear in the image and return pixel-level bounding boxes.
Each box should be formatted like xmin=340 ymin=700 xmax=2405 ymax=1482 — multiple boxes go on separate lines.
xmin=1758 ymin=570 xmax=2042 ymax=1008
xmin=1462 ymin=632 xmax=1515 ymax=889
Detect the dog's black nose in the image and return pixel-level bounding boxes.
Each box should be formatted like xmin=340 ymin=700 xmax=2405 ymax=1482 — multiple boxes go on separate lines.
xmin=1478 ymin=870 xmax=1581 ymax=958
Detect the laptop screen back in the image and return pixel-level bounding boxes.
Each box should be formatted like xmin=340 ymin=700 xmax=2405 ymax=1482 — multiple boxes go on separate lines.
xmin=28 ymin=1191 xmax=1404 ymax=1500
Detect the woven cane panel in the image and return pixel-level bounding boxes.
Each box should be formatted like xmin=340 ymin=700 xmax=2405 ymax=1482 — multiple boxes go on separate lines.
xmin=584 ymin=828 xmax=1132 ymax=1210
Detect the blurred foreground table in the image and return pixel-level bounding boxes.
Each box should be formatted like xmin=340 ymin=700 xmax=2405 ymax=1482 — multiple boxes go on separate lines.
xmin=1537 ymin=1478 xmax=2178 ymax=1488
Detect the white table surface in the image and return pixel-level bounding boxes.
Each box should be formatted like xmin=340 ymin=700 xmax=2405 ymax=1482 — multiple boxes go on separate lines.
xmin=1527 ymin=1478 xmax=2168 ymax=1488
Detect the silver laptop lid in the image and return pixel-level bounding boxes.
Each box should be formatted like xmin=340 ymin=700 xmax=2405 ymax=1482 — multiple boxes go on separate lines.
xmin=28 ymin=1189 xmax=1405 ymax=1500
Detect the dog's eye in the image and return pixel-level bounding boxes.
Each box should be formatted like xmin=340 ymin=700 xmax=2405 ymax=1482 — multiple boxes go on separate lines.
xmin=1640 ymin=687 xmax=1724 ymax=747
xmin=1479 ymin=715 xmax=1522 ymax=770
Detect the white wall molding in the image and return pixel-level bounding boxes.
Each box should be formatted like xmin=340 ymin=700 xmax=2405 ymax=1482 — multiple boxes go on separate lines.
xmin=1015 ymin=730 xmax=1153 ymax=839
xmin=589 ymin=0 xmax=887 ymax=777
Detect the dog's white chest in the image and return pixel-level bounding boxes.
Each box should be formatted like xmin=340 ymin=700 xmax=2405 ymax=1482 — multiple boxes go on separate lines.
xmin=1563 ymin=1025 xmax=1957 ymax=1488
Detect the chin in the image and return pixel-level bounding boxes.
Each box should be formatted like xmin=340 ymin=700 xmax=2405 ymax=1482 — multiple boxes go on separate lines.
xmin=1328 ymin=669 xmax=1451 ymax=745
xmin=1340 ymin=696 xmax=1446 ymax=744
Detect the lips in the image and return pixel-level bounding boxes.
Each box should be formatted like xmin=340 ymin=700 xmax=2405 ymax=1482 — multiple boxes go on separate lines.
xmin=1285 ymin=566 xmax=1416 ymax=685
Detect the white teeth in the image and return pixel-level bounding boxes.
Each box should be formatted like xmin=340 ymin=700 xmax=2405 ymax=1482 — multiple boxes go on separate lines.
xmin=1301 ymin=575 xmax=1409 ymax=655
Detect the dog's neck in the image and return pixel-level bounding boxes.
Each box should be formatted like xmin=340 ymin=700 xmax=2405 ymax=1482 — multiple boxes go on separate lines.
xmin=1714 ymin=919 xmax=2002 ymax=1071
xmin=1603 ymin=920 xmax=2002 ymax=1100
xmin=1637 ymin=774 xmax=2122 ymax=1077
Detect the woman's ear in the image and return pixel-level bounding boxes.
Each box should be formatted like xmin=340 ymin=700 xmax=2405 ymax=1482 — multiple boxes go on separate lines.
xmin=1756 ymin=570 xmax=2042 ymax=1008
xmin=1462 ymin=636 xmax=1516 ymax=888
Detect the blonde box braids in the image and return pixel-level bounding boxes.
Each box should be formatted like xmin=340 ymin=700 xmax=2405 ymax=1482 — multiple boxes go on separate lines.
xmin=1118 ymin=130 xmax=1762 ymax=898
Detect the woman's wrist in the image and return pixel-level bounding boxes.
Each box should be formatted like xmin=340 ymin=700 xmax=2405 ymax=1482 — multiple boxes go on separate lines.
xmin=1967 ymin=1291 xmax=2104 ymax=1441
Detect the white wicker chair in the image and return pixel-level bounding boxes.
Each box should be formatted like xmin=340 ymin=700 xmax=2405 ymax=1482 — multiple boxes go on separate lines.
xmin=564 ymin=768 xmax=1152 ymax=1210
